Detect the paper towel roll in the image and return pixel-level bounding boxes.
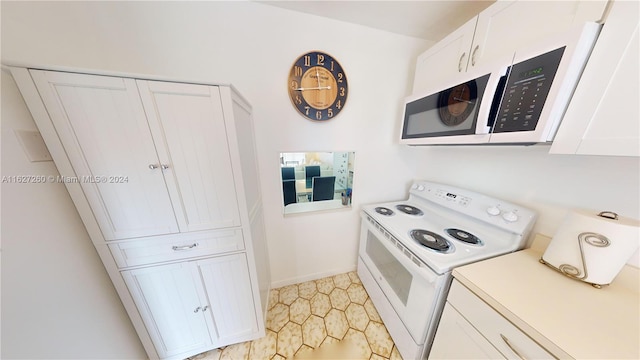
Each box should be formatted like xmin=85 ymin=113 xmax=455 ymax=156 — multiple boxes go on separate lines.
xmin=542 ymin=209 xmax=640 ymax=286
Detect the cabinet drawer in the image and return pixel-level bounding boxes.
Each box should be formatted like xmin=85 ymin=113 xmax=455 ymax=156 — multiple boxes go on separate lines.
xmin=448 ymin=280 xmax=555 ymax=359
xmin=109 ymin=229 xmax=244 ymax=268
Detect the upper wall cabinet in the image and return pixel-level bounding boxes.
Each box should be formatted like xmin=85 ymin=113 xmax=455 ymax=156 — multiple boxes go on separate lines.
xmin=30 ymin=71 xmax=241 ymax=240
xmin=412 ymin=0 xmax=608 ymax=94
xmin=550 ymin=0 xmax=640 ymax=157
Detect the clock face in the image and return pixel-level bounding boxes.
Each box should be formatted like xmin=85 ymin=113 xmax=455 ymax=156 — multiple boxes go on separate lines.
xmin=288 ymin=51 xmax=348 ymax=121
xmin=437 ymin=81 xmax=478 ymax=126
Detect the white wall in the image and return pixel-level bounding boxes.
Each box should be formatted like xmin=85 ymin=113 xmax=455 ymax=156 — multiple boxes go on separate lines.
xmin=1 ymin=1 xmax=429 ymax=357
xmin=407 ymin=145 xmax=640 ymax=265
xmin=1 ymin=71 xmax=147 ymax=359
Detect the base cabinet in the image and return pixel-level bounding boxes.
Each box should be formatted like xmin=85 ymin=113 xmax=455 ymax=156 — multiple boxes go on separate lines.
xmin=430 ymin=303 xmax=504 ymax=359
xmin=430 ymin=280 xmax=554 ymax=359
xmin=123 ymin=253 xmax=257 ymax=359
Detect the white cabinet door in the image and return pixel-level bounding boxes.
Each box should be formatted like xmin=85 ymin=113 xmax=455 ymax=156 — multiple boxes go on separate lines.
xmin=470 ymin=1 xmax=606 ymax=71
xmin=197 ymin=253 xmax=258 ymax=344
xmin=550 ymin=0 xmax=640 ymax=156
xmin=137 ymin=81 xmax=241 ymax=232
xmin=430 ymin=303 xmax=505 ymax=359
xmin=30 ymin=70 xmax=179 ymax=240
xmin=122 ymin=263 xmax=213 ymax=359
xmin=413 ymin=16 xmax=477 ymax=94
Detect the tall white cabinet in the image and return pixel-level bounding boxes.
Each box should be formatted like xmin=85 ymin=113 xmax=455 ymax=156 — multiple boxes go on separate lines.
xmin=9 ymin=66 xmax=270 ymax=360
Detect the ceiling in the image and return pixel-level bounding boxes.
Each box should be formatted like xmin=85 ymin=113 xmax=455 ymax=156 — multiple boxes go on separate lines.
xmin=257 ymin=0 xmax=495 ymax=42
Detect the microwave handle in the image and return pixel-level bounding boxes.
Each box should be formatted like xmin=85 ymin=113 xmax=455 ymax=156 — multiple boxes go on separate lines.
xmin=487 ymin=68 xmax=510 ymax=129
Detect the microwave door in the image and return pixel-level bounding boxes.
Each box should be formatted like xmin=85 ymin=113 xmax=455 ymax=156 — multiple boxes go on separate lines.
xmin=488 ymin=22 xmax=601 ymax=144
xmin=400 ymin=71 xmax=495 ymax=145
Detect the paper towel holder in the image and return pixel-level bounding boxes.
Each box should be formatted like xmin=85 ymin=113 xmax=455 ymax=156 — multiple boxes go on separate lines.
xmin=539 ymin=232 xmax=610 ymax=289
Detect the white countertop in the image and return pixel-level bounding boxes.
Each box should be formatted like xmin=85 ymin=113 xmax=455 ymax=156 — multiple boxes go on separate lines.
xmin=452 ymin=235 xmax=640 ymax=359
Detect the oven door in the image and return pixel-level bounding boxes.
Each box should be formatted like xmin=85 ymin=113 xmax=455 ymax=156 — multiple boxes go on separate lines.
xmin=358 ymin=214 xmax=446 ymax=344
xmin=400 ymin=64 xmax=509 ymax=145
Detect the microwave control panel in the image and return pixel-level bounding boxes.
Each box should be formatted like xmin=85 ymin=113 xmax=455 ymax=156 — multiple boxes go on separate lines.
xmin=493 ymin=47 xmax=565 ymax=133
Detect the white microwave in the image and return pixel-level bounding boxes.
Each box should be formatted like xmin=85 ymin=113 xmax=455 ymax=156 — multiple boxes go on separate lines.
xmin=400 ymin=22 xmax=602 ymax=145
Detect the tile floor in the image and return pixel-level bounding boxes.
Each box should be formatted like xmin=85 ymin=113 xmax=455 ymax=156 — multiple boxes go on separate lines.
xmin=189 ymin=271 xmax=402 ymax=360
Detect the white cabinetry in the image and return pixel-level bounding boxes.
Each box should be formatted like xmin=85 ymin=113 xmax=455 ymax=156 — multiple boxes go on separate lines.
xmin=550 ymin=0 xmax=640 ymax=157
xmin=123 ymin=253 xmax=257 ymax=359
xmin=430 ymin=280 xmax=555 ymax=359
xmin=9 ymin=66 xmax=268 ymax=360
xmin=30 ymin=71 xmax=241 ymax=240
xmin=413 ymin=0 xmax=607 ymax=94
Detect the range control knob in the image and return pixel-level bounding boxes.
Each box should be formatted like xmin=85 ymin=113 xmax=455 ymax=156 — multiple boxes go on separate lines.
xmin=411 ymin=184 xmax=418 ymax=190
xmin=502 ymin=211 xmax=519 ymax=223
xmin=417 ymin=185 xmax=425 ymax=191
xmin=486 ymin=206 xmax=501 ymax=216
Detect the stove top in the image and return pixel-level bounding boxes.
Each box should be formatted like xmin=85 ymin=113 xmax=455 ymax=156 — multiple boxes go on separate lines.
xmin=361 ymin=181 xmax=537 ymax=274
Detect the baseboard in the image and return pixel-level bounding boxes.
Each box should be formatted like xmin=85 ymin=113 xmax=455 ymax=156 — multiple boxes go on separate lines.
xmin=270 ymin=265 xmax=357 ymax=289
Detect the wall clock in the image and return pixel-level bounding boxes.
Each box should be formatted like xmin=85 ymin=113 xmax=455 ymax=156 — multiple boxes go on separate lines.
xmin=437 ymin=81 xmax=477 ymax=126
xmin=288 ymin=51 xmax=348 ymax=121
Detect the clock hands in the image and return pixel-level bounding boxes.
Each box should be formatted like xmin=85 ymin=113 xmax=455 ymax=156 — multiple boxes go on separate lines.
xmin=295 ymin=86 xmax=332 ymax=91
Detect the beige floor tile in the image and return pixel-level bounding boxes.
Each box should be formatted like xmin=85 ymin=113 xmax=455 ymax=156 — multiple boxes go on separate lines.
xmin=364 ymin=298 xmax=382 ymax=323
xmin=348 ymin=271 xmax=362 ymax=284
xmin=276 ymin=321 xmax=303 ymax=358
xmin=293 ymin=344 xmax=315 ymax=358
xmin=345 ymin=303 xmax=370 ymax=331
xmin=328 ymin=287 xmax=350 ymax=310
xmin=190 ymin=271 xmax=400 ymax=360
xmin=219 ymin=342 xmax=250 ymax=360
xmin=268 ymin=289 xmax=280 ymax=310
xmin=346 ymin=283 xmax=368 ymax=305
xmin=310 ymin=292 xmax=331 ymax=317
xmin=390 ymin=345 xmax=403 ymax=360
xmin=189 ymin=347 xmax=222 ymax=359
xmin=266 ymin=303 xmax=289 ymax=332
xmin=315 ymin=276 xmax=335 ymax=294
xmin=297 ymin=280 xmax=318 ymax=299
xmin=324 ymin=308 xmax=349 ymax=340
xmin=249 ymin=329 xmax=277 ymax=360
xmin=365 ymin=322 xmax=395 ymax=358
xmin=301 ymin=315 xmax=327 ymax=348
xmin=279 ymin=284 xmax=299 ymax=305
xmin=333 ymin=273 xmax=352 ymax=289
xmin=343 ymin=328 xmax=373 ymax=359
xmin=290 ymin=297 xmax=311 ymax=325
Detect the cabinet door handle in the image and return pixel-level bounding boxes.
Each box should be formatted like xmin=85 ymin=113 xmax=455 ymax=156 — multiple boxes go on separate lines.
xmin=500 ymin=334 xmax=526 ymax=360
xmin=194 ymin=306 xmax=202 ymax=313
xmin=172 ymin=243 xmax=198 ymax=251
xmin=458 ymin=52 xmax=467 ymax=72
xmin=148 ymin=164 xmax=159 ymax=170
xmin=161 ymin=164 xmax=170 ymax=170
xmin=202 ymin=305 xmax=209 ymax=312
xmin=471 ymin=45 xmax=480 ymax=66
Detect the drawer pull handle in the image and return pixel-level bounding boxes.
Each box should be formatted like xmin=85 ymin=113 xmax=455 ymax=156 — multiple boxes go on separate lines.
xmin=500 ymin=334 xmax=526 ymax=360
xmin=471 ymin=45 xmax=480 ymax=66
xmin=172 ymin=243 xmax=198 ymax=251
xmin=458 ymin=52 xmax=466 ymax=72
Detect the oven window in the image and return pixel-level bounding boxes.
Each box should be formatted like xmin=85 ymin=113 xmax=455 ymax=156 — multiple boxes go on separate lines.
xmin=366 ymin=231 xmax=411 ymax=305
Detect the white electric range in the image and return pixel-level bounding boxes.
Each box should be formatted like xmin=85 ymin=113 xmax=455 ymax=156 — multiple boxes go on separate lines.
xmin=357 ymin=180 xmax=537 ymax=359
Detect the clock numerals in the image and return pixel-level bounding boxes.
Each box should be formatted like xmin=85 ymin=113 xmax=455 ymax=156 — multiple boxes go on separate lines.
xmin=289 ymin=51 xmax=348 ymax=121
